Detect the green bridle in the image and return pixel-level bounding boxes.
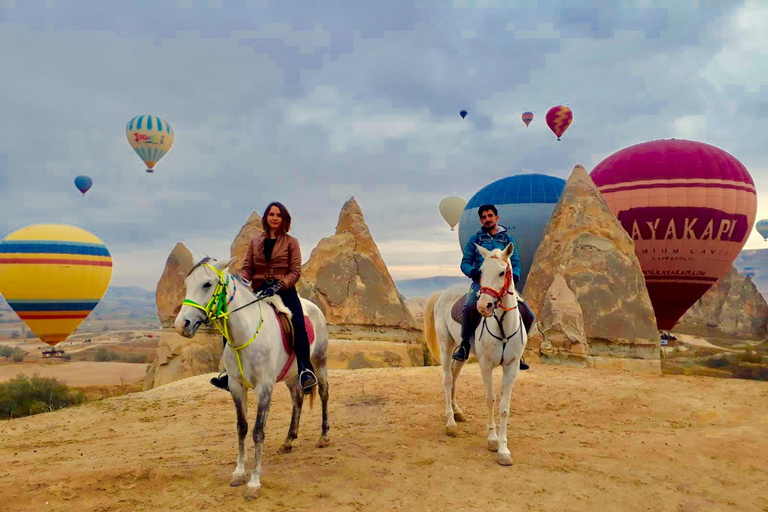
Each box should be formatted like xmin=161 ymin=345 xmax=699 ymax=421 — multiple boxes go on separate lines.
xmin=182 ymin=263 xmax=264 ymax=389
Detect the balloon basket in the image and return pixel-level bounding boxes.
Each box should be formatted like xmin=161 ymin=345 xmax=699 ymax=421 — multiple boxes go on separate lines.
xmin=146 ymin=168 xmax=154 ymax=173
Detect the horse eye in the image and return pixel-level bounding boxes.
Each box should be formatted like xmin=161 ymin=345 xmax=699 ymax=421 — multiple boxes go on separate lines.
xmin=498 ymin=271 xmax=505 ymax=277
xmin=203 ymin=282 xmax=212 ymax=289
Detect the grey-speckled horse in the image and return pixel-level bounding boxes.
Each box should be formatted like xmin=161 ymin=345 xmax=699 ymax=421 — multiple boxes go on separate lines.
xmin=174 ymin=257 xmax=330 ymax=499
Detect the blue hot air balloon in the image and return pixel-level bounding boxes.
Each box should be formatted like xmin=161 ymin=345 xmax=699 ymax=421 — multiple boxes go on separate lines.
xmin=460 ymin=110 xmax=468 ymax=120
xmin=74 ymin=175 xmax=93 ymax=196
xmin=744 ymin=267 xmax=757 ymax=279
xmin=756 ymin=219 xmax=768 ymax=241
xmin=458 ymin=173 xmax=566 ymax=292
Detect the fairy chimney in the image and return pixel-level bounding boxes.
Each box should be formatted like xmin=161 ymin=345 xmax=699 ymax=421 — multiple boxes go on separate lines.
xmin=155 ymin=242 xmax=195 ymax=329
xmin=229 ymin=211 xmax=264 ymax=273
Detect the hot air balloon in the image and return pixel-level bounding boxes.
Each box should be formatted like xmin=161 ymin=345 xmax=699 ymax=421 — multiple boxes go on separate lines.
xmin=744 ymin=267 xmax=757 ymax=279
xmin=458 ymin=174 xmax=566 ymax=291
xmin=126 ymin=115 xmax=175 ymax=173
xmin=591 ymin=139 xmax=757 ymax=331
xmin=74 ymin=175 xmax=92 ymax=196
xmin=545 ymin=105 xmax=573 ymax=141
xmin=756 ymin=219 xmax=768 ymax=241
xmin=460 ymin=110 xmax=468 ymax=121
xmin=521 ymin=112 xmax=534 ymax=127
xmin=439 ymin=196 xmax=466 ymax=231
xmin=0 ymin=224 xmax=113 ymax=347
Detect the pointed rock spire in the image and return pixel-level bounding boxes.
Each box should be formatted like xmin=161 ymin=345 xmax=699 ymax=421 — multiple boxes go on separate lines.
xmin=155 ymin=242 xmax=194 ymax=329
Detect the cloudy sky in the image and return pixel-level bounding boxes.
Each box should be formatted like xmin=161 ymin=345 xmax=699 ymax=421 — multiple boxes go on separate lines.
xmin=1 ymin=0 xmax=767 ymax=291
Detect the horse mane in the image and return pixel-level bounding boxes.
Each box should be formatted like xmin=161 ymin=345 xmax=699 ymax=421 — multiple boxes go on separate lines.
xmin=187 ymin=257 xmax=215 ymax=277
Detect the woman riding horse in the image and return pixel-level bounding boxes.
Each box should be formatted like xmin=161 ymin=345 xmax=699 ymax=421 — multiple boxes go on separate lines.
xmin=210 ymin=201 xmax=318 ymax=393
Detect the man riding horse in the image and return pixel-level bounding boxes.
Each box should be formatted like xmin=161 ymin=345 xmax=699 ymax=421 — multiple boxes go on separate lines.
xmin=452 ymin=203 xmax=534 ymax=368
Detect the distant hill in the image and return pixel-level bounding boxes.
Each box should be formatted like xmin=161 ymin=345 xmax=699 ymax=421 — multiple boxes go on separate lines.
xmin=395 ymin=276 xmax=468 ymax=298
xmin=734 ymin=248 xmax=768 ymax=298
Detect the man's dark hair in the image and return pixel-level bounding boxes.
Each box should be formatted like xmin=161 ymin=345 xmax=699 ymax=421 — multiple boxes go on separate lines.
xmin=477 ymin=204 xmax=498 ymax=217
xmin=262 ymin=201 xmax=292 ymax=234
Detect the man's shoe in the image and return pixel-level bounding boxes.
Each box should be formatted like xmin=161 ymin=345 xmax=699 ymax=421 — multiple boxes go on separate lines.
xmin=210 ymin=371 xmax=229 ymax=391
xmin=519 ymin=359 xmax=530 ymax=371
xmin=300 ymin=369 xmax=318 ymax=393
xmin=452 ymin=344 xmax=470 ymax=362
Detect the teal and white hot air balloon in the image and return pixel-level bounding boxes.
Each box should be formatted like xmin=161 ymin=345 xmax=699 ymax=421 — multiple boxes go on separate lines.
xmin=756 ymin=219 xmax=768 ymax=241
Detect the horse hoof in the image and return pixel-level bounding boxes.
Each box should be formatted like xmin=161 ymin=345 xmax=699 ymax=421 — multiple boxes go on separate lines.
xmin=454 ymin=412 xmax=466 ymax=422
xmin=487 ymin=439 xmax=499 ymax=452
xmin=278 ymin=444 xmax=292 ymax=454
xmin=445 ymin=424 xmax=458 ymax=437
xmin=244 ymin=485 xmax=261 ymax=500
xmin=497 ymin=453 xmax=513 ymax=466
xmin=230 ymin=473 xmax=248 ymax=487
xmin=317 ymin=436 xmax=330 ymax=448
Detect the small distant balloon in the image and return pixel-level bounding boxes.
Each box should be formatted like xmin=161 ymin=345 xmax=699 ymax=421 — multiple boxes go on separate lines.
xmin=756 ymin=219 xmax=768 ymax=241
xmin=459 ymin=110 xmax=468 ymax=121
xmin=126 ymin=115 xmax=175 ymax=173
xmin=521 ymin=112 xmax=534 ymax=127
xmin=545 ymin=105 xmax=573 ymax=141
xmin=439 ymin=196 xmax=466 ymax=231
xmin=74 ymin=175 xmax=92 ymax=196
xmin=744 ymin=267 xmax=757 ymax=279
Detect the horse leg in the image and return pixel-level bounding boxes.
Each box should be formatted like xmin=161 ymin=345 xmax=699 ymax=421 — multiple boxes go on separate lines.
xmin=478 ymin=357 xmax=499 ymax=452
xmin=228 ymin=379 xmax=249 ymax=487
xmin=279 ymin=379 xmax=303 ymax=454
xmin=245 ymin=382 xmax=274 ymax=500
xmin=316 ymin=363 xmax=331 ymax=448
xmin=451 ymin=359 xmax=466 ymax=422
xmin=496 ymin=362 xmax=520 ymax=466
xmin=440 ymin=343 xmax=458 ymax=436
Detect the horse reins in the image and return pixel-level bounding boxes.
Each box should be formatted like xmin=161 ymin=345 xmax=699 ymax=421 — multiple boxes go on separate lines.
xmin=478 ymin=255 xmax=524 ymax=365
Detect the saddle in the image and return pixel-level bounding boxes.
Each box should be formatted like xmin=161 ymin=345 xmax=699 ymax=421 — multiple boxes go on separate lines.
xmin=268 ymin=304 xmax=316 ymax=382
xmin=451 ymin=294 xmax=470 ymax=324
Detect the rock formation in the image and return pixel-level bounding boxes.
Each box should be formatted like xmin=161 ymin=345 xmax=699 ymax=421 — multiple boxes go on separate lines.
xmin=155 ymin=243 xmax=195 ymax=329
xmin=675 ymin=266 xmax=768 ymax=340
xmin=229 ymin=211 xmax=264 ymax=272
xmin=405 ymin=297 xmax=427 ymax=328
xmin=524 ymin=165 xmax=659 ymax=371
xmin=296 ymin=197 xmax=420 ymax=342
xmin=536 ymin=274 xmax=589 ymax=365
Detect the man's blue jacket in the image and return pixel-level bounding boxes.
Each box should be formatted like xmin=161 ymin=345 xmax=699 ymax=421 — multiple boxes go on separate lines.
xmin=460 ymin=225 xmax=521 ymax=282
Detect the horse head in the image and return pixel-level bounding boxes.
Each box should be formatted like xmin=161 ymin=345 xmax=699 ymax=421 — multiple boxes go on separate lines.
xmin=175 ymin=256 xmax=236 ymax=337
xmin=475 ymin=242 xmax=517 ymax=317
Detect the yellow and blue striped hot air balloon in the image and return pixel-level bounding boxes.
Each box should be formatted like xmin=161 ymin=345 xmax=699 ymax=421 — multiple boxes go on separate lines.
xmin=0 ymin=225 xmax=113 ymax=347
xmin=126 ymin=115 xmax=175 ymax=173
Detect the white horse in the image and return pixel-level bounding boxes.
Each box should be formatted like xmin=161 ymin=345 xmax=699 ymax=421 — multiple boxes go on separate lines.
xmin=174 ymin=257 xmax=330 ymax=499
xmin=423 ymin=243 xmax=527 ymax=466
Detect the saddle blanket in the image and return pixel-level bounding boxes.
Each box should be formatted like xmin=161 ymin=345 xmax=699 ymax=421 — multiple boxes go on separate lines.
xmin=269 ymin=304 xmax=315 ymax=383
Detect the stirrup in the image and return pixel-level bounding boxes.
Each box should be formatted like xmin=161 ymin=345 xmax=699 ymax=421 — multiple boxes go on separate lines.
xmin=299 ymin=369 xmax=318 ymax=392
xmin=210 ymin=371 xmax=229 ymax=391
xmin=452 ymin=344 xmax=470 ymax=362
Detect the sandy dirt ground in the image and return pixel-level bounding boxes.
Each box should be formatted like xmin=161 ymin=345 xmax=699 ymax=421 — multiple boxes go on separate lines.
xmin=1 ymin=364 xmax=767 ymax=512
xmin=0 ymin=361 xmax=147 ymax=386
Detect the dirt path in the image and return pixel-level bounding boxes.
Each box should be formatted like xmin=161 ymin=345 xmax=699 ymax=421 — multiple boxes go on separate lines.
xmin=1 ymin=364 xmax=767 ymax=511
xmin=0 ymin=361 xmax=147 ymax=386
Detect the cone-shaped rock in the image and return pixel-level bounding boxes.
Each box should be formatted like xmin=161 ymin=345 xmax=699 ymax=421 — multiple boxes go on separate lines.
xmin=155 ymin=242 xmax=194 ymax=329
xmin=537 ymin=274 xmax=589 ymax=365
xmin=230 ymin=211 xmax=264 ymax=272
xmin=676 ymin=266 xmax=768 ymax=340
xmin=524 ymin=165 xmax=659 ymax=367
xmin=297 ymin=197 xmax=419 ymax=341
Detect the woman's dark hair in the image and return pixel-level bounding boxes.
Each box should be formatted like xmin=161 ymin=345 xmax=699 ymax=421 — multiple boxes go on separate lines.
xmin=262 ymin=202 xmax=292 ymax=234
xmin=478 ymin=204 xmax=498 ymax=217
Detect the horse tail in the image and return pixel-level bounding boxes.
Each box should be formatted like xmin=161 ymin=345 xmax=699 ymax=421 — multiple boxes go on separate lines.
xmin=423 ymin=291 xmax=443 ymax=364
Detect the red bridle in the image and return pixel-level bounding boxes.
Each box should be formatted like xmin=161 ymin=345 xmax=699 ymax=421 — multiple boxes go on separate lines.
xmin=478 ymin=255 xmax=517 ymax=312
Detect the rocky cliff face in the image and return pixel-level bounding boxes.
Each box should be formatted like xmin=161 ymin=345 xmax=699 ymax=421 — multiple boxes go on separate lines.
xmin=676 ymin=266 xmax=768 ymax=340
xmin=297 ymin=197 xmax=419 ymax=341
xmin=229 ymin=211 xmax=264 ymax=273
xmin=155 ymin=243 xmax=195 ymax=330
xmin=524 ymin=165 xmax=659 ymax=370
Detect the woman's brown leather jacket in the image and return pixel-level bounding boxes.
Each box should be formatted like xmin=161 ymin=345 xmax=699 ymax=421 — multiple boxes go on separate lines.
xmin=239 ymin=232 xmax=302 ymax=291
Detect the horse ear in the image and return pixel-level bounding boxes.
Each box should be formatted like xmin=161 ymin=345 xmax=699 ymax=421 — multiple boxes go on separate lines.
xmin=502 ymin=242 xmax=514 ymax=260
xmin=476 ymin=244 xmax=491 ymax=260
xmin=212 ymin=257 xmax=236 ymax=272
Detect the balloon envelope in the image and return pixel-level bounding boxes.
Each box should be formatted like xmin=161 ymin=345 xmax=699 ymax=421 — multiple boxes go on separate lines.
xmin=545 ymin=106 xmax=573 ymax=140
xmin=756 ymin=219 xmax=768 ymax=240
xmin=126 ymin=115 xmax=175 ymax=173
xmin=74 ymin=175 xmax=92 ymax=195
xmin=744 ymin=267 xmax=757 ymax=278
xmin=0 ymin=225 xmax=113 ymax=346
xmin=591 ymin=139 xmax=757 ymax=330
xmin=460 ymin=110 xmax=467 ymax=119
xmin=458 ymin=174 xmax=566 ymax=291
xmin=522 ymin=112 xmax=534 ymax=126
xmin=439 ymin=196 xmax=466 ymax=230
